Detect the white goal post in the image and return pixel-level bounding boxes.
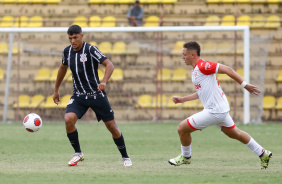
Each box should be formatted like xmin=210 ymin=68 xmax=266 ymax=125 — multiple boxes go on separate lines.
xmin=0 ymin=26 xmax=250 ymax=124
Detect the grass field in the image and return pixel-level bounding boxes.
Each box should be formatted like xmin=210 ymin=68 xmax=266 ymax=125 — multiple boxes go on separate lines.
xmin=0 ymin=121 xmax=281 ymax=184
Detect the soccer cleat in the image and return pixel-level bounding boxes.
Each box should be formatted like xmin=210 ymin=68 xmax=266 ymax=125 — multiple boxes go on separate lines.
xmin=122 ymin=157 xmax=132 ymax=167
xmin=168 ymin=154 xmax=191 ymax=166
xmin=260 ymin=150 xmax=272 ymax=169
xmin=68 ymin=152 xmax=84 ymax=166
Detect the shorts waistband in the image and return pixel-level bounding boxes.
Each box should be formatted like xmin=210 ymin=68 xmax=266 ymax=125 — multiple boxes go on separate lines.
xmin=74 ymin=91 xmax=105 ymax=99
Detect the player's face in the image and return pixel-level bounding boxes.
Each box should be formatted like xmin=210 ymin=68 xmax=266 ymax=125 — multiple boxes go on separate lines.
xmin=182 ymin=48 xmax=193 ymax=66
xmin=68 ymin=33 xmax=84 ymax=51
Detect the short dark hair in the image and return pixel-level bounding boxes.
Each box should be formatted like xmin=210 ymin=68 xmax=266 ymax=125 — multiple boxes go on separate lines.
xmin=135 ymin=0 xmax=140 ymax=3
xmin=183 ymin=41 xmax=201 ymax=56
xmin=67 ymin=25 xmax=82 ymax=35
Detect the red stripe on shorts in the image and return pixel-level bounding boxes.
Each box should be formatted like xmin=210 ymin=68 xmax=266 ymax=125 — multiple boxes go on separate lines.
xmin=187 ymin=119 xmax=201 ymax=131
xmin=222 ymin=124 xmax=236 ymax=129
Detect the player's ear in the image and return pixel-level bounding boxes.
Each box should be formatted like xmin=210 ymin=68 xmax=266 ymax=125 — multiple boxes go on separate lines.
xmin=192 ymin=51 xmax=197 ymax=58
xmin=80 ymin=33 xmax=84 ymax=38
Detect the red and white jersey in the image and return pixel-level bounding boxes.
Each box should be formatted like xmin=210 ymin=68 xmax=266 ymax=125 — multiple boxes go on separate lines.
xmin=191 ymin=59 xmax=230 ymax=113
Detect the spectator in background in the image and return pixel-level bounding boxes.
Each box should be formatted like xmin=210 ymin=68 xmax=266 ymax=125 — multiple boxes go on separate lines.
xmin=126 ymin=0 xmax=144 ymax=26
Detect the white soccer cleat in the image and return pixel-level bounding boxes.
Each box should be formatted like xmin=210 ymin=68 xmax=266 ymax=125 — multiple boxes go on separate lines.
xmin=122 ymin=157 xmax=132 ymax=167
xmin=68 ymin=152 xmax=84 ymax=166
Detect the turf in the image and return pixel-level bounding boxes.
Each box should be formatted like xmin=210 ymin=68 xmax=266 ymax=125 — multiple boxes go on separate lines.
xmin=0 ymin=122 xmax=281 ymax=184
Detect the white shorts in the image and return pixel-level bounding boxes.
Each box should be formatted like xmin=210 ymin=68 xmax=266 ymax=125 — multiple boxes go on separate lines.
xmin=187 ymin=109 xmax=235 ymax=131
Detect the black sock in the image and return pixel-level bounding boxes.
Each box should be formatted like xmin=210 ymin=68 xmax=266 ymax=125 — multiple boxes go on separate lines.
xmin=113 ymin=134 xmax=129 ymax=158
xmin=67 ymin=129 xmax=82 ymax=153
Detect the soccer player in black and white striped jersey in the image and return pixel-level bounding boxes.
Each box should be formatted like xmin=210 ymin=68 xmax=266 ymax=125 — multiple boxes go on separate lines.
xmin=53 ymin=25 xmax=132 ymax=166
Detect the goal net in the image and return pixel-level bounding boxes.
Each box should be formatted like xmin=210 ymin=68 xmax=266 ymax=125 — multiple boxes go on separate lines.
xmin=0 ymin=26 xmax=271 ymax=124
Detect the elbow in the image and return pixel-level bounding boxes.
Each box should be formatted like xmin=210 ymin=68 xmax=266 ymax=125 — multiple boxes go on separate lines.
xmin=224 ymin=66 xmax=235 ymax=75
xmin=227 ymin=66 xmax=234 ymax=73
xmin=109 ymin=62 xmax=115 ymax=73
xmin=111 ymin=62 xmax=115 ymax=70
xmin=226 ymin=67 xmax=241 ymax=80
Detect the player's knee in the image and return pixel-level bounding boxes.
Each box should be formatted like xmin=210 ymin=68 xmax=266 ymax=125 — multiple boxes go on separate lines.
xmin=106 ymin=122 xmax=119 ymax=132
xmin=64 ymin=114 xmax=76 ymax=126
xmin=177 ymin=123 xmax=186 ymax=135
xmin=106 ymin=123 xmax=115 ymax=131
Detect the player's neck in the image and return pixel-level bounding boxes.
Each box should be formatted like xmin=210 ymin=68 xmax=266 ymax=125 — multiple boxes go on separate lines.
xmin=191 ymin=57 xmax=201 ymax=68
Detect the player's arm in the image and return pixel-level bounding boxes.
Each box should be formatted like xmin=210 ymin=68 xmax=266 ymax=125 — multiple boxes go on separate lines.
xmin=98 ymin=59 xmax=114 ymax=91
xmin=172 ymin=92 xmax=199 ymax=104
xmin=53 ymin=64 xmax=68 ymax=104
xmin=218 ymin=64 xmax=260 ymax=95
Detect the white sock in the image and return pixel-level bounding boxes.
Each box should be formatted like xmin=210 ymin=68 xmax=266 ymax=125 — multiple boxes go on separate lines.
xmin=245 ymin=137 xmax=265 ymax=156
xmin=181 ymin=144 xmax=191 ymax=158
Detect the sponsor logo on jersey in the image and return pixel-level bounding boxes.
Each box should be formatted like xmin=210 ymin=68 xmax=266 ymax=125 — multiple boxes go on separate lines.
xmin=192 ymin=71 xmax=197 ymax=82
xmin=95 ymin=51 xmax=102 ymax=59
xmin=195 ymin=83 xmax=201 ymax=90
xmin=205 ymin=62 xmax=211 ymax=70
xmin=80 ymin=53 xmax=87 ymax=62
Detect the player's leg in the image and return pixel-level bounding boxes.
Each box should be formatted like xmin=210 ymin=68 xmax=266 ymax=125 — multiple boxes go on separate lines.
xmin=178 ymin=118 xmax=197 ymax=146
xmin=220 ymin=114 xmax=272 ymax=169
xmin=65 ymin=112 xmax=84 ymax=166
xmin=221 ymin=125 xmax=251 ymax=144
xmin=104 ymin=119 xmax=132 ymax=166
xmin=169 ymin=109 xmax=215 ymax=166
xmin=65 ymin=96 xmax=88 ymax=166
xmin=104 ymin=119 xmax=121 ymax=138
xmin=92 ymin=94 xmax=132 ymax=166
xmin=169 ymin=110 xmax=223 ymax=166
xmin=65 ymin=112 xmax=78 ymax=133
xmin=168 ymin=118 xmax=196 ymax=166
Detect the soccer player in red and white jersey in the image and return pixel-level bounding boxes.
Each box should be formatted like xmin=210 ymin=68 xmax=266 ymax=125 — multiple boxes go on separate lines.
xmin=168 ymin=41 xmax=272 ymax=169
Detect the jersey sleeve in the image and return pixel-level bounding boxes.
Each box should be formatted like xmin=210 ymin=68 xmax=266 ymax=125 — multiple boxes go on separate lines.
xmin=89 ymin=45 xmax=107 ymax=64
xmin=61 ymin=48 xmax=68 ymax=66
xmin=197 ymin=60 xmax=219 ymax=75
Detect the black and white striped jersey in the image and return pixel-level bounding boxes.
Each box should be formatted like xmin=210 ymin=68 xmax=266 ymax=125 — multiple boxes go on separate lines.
xmin=62 ymin=42 xmax=107 ymax=96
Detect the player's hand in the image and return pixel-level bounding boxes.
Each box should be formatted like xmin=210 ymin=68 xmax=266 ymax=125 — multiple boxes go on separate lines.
xmin=245 ymin=84 xmax=261 ymax=95
xmin=172 ymin=96 xmax=182 ymax=104
xmin=98 ymin=82 xmax=106 ymax=91
xmin=53 ymin=92 xmax=60 ymax=105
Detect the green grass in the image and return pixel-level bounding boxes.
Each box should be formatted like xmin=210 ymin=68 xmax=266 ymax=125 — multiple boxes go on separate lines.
xmin=0 ymin=122 xmax=281 ymax=184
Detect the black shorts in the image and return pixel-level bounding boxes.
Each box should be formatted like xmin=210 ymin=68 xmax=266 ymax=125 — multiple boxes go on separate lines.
xmin=65 ymin=93 xmax=114 ymax=122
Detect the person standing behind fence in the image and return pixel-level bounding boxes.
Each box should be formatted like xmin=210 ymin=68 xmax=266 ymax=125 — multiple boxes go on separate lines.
xmin=126 ymin=0 xmax=144 ymax=26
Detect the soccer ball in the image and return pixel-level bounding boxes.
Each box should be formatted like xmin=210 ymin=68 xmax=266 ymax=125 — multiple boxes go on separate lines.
xmin=23 ymin=113 xmax=42 ymax=132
